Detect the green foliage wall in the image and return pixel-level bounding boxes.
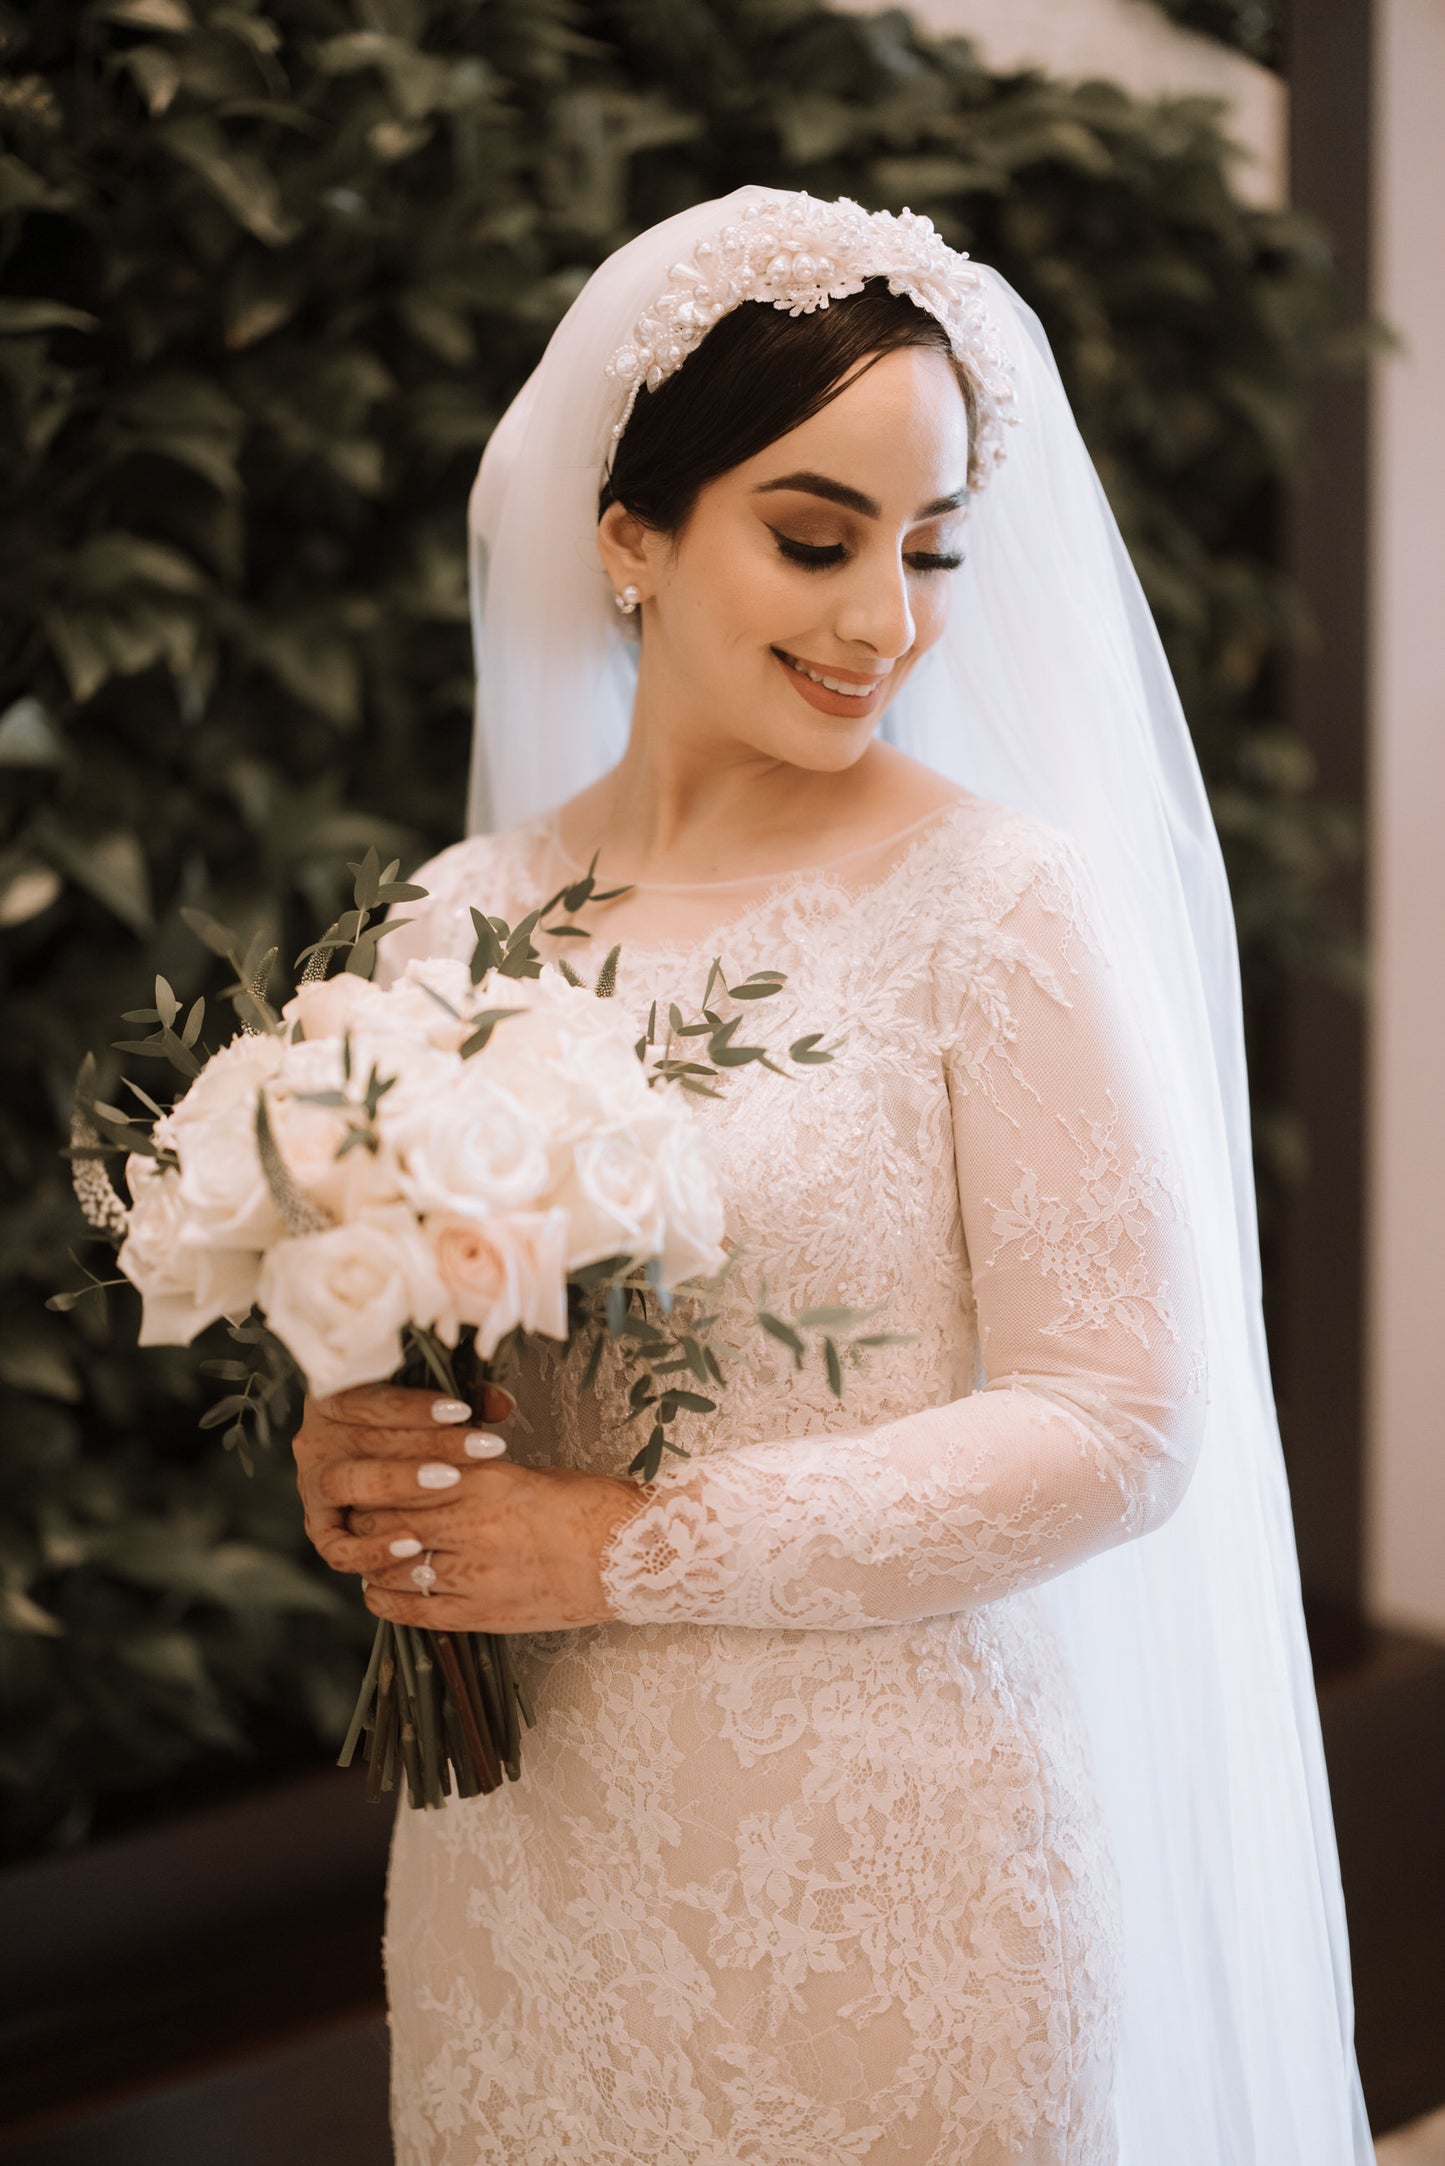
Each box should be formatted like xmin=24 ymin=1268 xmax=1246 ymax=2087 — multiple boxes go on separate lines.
xmin=0 ymin=0 xmax=1352 ymax=1859
xmin=1144 ymin=0 xmax=1282 ymax=70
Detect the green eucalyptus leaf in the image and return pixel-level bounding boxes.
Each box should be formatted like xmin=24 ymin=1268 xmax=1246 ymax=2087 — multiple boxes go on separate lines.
xmin=823 ymin=1337 xmax=843 ymax=1399
xmin=757 ymin=1311 xmax=805 ymax=1359
xmin=459 ymin=1005 xmax=523 ymax=1057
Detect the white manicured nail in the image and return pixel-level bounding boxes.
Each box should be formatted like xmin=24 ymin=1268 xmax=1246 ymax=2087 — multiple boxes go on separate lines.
xmin=430 ymin=1397 xmax=472 ymax=1425
xmin=388 ymin=1536 xmax=424 ymax=1558
xmin=463 ymin=1431 xmax=508 ymax=1460
xmin=417 ymin=1461 xmax=461 ymax=1489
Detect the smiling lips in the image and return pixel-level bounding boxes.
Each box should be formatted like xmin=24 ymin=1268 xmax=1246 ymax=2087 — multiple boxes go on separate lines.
xmin=774 ymin=647 xmax=891 ymax=714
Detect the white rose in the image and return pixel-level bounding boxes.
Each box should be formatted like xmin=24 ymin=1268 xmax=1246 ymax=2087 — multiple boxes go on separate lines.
xmin=171 ymin=1099 xmax=286 ymax=1249
xmin=381 ymin=956 xmax=479 ymax=1050
xmin=118 ymin=1156 xmax=260 ymax=1345
xmin=654 ymin=1118 xmax=728 ymax=1287
xmin=559 ymin=1125 xmax=665 ymax=1270
xmin=275 ymin=1028 xmax=456 ymax=1113
xmin=391 ymin=1072 xmax=552 ymax=1218
xmin=257 ymin=1206 xmax=447 ymax=1399
xmin=155 ymin=1032 xmax=284 ymax=1148
xmin=427 ymin=1206 xmax=569 ymax=1358
xmin=267 ymin=1036 xmax=448 ymax=1220
xmin=279 ymin=973 xmax=390 ymax=1045
xmin=480 ymin=1005 xmax=653 ymax=1144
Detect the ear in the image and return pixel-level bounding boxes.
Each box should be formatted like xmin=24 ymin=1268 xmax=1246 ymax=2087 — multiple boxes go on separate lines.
xmin=596 ymin=498 xmax=655 ymax=598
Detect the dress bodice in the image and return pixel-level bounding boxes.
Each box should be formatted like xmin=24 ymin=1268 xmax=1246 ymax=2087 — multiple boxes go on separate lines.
xmin=381 ymin=791 xmax=1207 ymax=1627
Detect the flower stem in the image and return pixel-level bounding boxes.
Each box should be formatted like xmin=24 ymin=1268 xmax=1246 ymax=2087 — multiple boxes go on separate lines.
xmin=434 ymin=1629 xmax=503 ymax=1792
xmin=337 ymin=1617 xmax=386 ymax=1768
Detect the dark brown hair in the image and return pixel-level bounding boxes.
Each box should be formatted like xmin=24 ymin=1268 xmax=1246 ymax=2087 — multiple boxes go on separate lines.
xmin=597 ymin=278 xmax=980 ymax=538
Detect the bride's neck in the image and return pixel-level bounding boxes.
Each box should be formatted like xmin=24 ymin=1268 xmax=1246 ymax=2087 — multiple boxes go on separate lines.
xmin=558 ymin=726 xmax=904 ymax=890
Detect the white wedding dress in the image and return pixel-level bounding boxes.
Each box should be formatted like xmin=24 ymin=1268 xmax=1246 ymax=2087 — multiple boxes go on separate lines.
xmin=376 ymin=789 xmax=1208 ymax=2165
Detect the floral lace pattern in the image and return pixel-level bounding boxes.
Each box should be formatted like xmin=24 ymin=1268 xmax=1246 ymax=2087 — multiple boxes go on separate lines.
xmin=984 ymin=1094 xmax=1186 ymax=1346
xmin=378 ymin=796 xmax=1208 ymax=2165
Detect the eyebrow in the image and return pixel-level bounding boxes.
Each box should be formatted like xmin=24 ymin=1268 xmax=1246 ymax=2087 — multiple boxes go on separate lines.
xmin=752 ymin=470 xmax=969 ymax=521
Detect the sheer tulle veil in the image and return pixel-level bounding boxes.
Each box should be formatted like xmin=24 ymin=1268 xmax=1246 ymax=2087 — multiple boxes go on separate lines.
xmin=463 ymin=185 xmax=1373 ymax=2162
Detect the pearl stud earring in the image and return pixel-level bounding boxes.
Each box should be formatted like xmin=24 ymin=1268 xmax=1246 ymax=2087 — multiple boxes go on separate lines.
xmin=614 ymin=584 xmax=641 ymax=615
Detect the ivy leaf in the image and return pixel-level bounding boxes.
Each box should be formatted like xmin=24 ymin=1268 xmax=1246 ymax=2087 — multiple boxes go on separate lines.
xmin=161 ymin=118 xmax=299 ymax=247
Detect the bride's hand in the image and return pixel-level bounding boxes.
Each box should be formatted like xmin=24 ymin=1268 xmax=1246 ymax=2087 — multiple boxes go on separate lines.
xmin=292 ymin=1383 xmax=648 ymax=1630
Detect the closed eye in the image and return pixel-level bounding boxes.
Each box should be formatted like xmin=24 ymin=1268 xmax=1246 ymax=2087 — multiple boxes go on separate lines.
xmin=773 ymin=534 xmax=964 ymax=574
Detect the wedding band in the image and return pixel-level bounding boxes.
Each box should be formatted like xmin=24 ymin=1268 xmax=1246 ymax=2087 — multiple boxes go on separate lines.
xmin=410 ymin=1551 xmax=438 ymax=1594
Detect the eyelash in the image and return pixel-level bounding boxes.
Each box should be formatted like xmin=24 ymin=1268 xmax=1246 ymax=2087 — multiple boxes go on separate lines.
xmin=774 ymin=534 xmax=965 ymax=575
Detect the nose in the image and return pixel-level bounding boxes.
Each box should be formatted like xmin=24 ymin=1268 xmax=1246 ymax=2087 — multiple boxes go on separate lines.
xmin=833 ymin=547 xmax=916 ymax=662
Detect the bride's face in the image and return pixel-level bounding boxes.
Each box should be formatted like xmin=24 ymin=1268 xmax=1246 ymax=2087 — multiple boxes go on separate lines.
xmin=600 ymin=345 xmax=971 ymax=771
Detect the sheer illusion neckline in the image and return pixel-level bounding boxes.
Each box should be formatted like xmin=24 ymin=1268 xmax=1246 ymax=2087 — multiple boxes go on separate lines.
xmin=536 ymin=794 xmax=979 ymax=894
xmin=519 ymin=794 xmax=992 ymax=969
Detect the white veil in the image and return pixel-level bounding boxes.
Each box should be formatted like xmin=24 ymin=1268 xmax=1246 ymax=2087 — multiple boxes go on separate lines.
xmin=464 ymin=186 xmax=1373 ymax=2164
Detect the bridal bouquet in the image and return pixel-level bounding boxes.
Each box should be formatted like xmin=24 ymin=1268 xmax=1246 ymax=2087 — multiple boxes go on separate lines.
xmin=59 ymin=849 xmax=893 ymax=1809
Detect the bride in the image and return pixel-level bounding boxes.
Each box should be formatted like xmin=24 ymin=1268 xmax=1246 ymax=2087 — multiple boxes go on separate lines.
xmin=291 ymin=189 xmax=1372 ymax=2162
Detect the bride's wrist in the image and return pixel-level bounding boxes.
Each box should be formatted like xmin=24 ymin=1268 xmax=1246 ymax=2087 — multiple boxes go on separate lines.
xmin=585 ymin=1476 xmax=653 ymax=1621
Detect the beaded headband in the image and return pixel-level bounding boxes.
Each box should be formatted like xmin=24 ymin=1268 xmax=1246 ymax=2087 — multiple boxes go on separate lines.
xmin=603 ymin=192 xmax=1018 ymax=483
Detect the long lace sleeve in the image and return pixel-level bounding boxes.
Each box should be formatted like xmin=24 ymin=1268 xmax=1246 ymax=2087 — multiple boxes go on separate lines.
xmin=598 ymin=831 xmax=1210 ymax=1628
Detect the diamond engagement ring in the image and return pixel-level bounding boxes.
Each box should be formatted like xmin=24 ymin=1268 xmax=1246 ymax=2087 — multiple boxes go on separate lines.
xmin=410 ymin=1552 xmax=438 ymax=1595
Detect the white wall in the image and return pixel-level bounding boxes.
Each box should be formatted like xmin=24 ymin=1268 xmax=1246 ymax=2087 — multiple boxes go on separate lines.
xmin=1366 ymin=0 xmax=1445 ymax=1637
xmin=828 ymin=0 xmax=1286 ymax=202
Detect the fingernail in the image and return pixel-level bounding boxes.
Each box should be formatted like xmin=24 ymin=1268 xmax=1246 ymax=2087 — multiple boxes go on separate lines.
xmin=417 ymin=1461 xmax=461 ymax=1489
xmin=463 ymin=1431 xmax=508 ymax=1460
xmin=388 ymin=1535 xmax=424 ymax=1558
xmin=491 ymin=1386 xmax=518 ymax=1417
xmin=430 ymin=1397 xmax=472 ymax=1425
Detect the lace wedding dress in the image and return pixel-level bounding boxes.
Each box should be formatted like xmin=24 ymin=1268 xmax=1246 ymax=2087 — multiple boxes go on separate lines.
xmin=376 ymin=789 xmax=1208 ymax=2166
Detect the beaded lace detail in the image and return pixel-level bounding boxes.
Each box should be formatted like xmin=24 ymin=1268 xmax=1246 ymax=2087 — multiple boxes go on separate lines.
xmin=378 ymin=795 xmax=1207 ymax=2165
xmin=603 ymin=190 xmax=1017 ymax=483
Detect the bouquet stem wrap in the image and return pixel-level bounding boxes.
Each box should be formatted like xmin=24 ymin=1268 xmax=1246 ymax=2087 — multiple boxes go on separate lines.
xmin=336 ymin=1347 xmax=535 ymax=1808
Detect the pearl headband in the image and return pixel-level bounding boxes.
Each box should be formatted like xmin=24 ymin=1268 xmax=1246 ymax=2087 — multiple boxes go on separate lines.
xmin=603 ymin=192 xmax=1018 ymax=482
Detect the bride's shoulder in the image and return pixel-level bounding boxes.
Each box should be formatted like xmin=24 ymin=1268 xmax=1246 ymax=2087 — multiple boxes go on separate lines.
xmin=918 ymin=793 xmax=1109 ymax=973
xmin=864 ymin=750 xmax=1090 ymax=905
xmin=382 ymin=815 xmax=554 ymax=974
xmin=407 ymin=816 xmax=552 ymax=910
xmin=919 ymin=791 xmax=1093 ymax=901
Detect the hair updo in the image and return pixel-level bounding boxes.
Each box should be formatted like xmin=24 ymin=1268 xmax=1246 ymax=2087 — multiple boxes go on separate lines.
xmin=597 ymin=279 xmax=981 ymax=540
